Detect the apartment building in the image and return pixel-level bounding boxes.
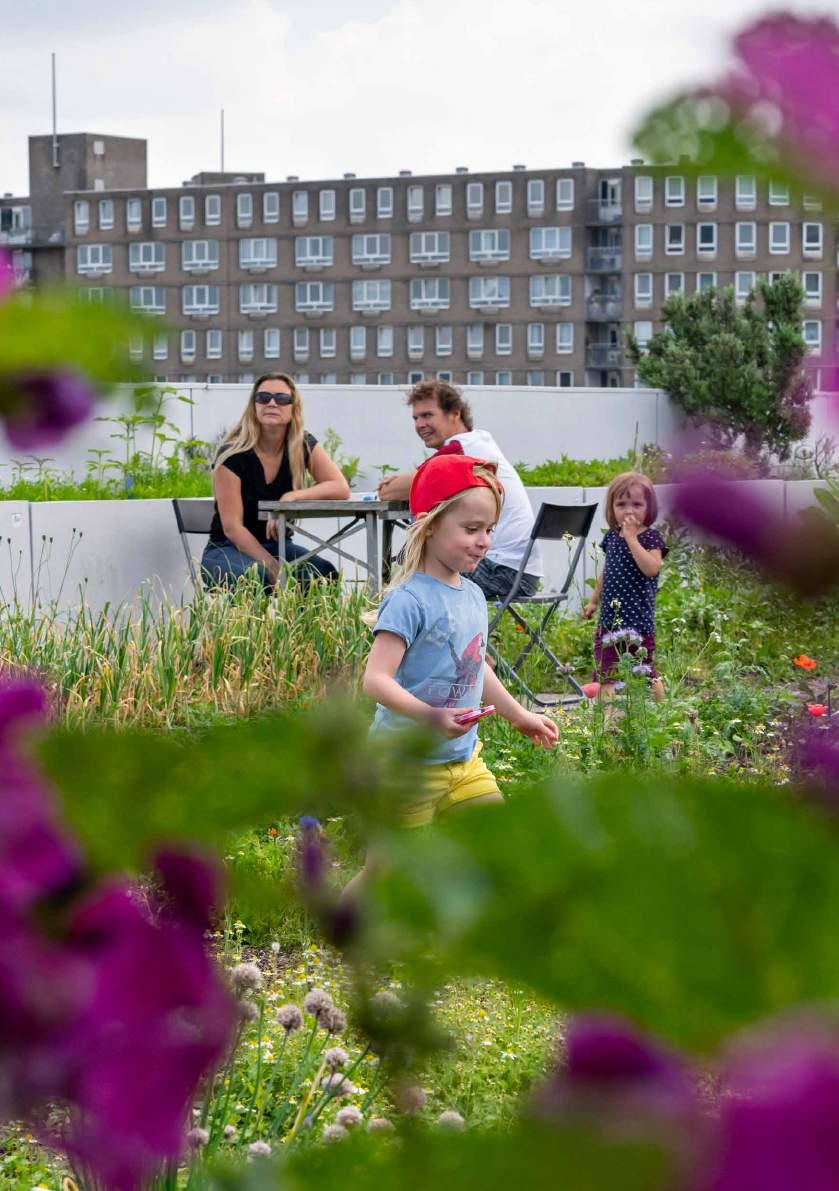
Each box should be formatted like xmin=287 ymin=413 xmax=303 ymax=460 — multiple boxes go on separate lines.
xmin=4 ymin=134 xmax=837 ymax=388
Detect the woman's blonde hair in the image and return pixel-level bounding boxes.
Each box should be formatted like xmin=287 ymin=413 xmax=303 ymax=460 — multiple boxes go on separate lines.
xmin=604 ymin=470 xmax=658 ymax=530
xmin=214 ymin=372 xmax=307 ymax=490
xmin=387 ymin=465 xmax=503 ymax=591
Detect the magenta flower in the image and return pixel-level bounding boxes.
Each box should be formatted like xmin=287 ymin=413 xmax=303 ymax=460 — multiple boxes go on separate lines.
xmin=0 ymin=248 xmax=14 ymax=300
xmin=1 ymin=371 xmax=96 ymax=450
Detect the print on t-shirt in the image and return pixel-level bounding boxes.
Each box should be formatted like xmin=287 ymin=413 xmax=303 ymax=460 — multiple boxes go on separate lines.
xmin=418 ymin=631 xmax=485 ymax=706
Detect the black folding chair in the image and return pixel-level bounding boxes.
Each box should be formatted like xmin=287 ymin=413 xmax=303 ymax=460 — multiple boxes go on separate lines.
xmin=172 ymin=498 xmax=216 ymax=588
xmin=487 ymin=502 xmax=598 ymax=708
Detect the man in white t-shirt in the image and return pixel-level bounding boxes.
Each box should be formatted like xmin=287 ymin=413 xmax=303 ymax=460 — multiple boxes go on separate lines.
xmin=377 ymin=380 xmax=542 ymax=598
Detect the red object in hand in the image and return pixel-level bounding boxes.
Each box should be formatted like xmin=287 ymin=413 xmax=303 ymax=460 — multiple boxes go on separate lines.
xmin=581 ymin=682 xmax=601 ymax=699
xmin=807 ymin=704 xmax=828 ymax=717
xmin=454 ymin=705 xmax=496 ymax=726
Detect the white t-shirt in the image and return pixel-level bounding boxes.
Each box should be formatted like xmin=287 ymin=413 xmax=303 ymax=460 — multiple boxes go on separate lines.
xmin=444 ymin=429 xmax=542 ymax=577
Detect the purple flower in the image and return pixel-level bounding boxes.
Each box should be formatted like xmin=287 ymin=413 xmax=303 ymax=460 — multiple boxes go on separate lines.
xmin=794 ymin=725 xmax=839 ymax=807
xmin=1 ymin=371 xmax=95 ymax=450
xmin=297 ymin=818 xmax=325 ymax=891
xmin=0 ymin=248 xmax=15 ymax=300
xmin=707 ymin=1018 xmax=839 ymax=1191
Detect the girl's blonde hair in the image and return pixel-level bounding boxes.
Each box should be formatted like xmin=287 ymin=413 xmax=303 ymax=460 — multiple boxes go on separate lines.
xmin=387 ymin=464 xmax=503 ymax=591
xmin=214 ymin=372 xmax=307 ymax=491
xmin=604 ymin=470 xmax=658 ymax=530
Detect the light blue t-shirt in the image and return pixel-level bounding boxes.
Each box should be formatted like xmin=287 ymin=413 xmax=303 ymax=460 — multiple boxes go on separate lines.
xmin=371 ymin=572 xmax=488 ymax=764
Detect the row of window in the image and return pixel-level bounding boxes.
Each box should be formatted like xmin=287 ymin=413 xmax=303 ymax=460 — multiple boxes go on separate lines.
xmin=628 ymin=319 xmax=825 ymax=351
xmin=75 ymin=228 xmax=574 ymax=274
xmin=73 ymin=179 xmax=577 ymax=236
xmin=633 ymin=174 xmax=823 ymax=212
xmin=633 ymin=221 xmax=826 ymax=259
xmin=157 ymin=369 xmax=581 ymax=387
xmin=87 ymin=275 xmax=575 ymax=315
xmin=633 ymin=269 xmax=826 ymax=307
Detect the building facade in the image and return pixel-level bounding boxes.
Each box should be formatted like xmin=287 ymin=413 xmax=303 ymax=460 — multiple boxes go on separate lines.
xmin=4 ymin=135 xmax=837 ymax=388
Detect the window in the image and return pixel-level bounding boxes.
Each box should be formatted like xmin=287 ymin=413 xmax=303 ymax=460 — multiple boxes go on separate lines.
xmin=98 ymin=199 xmax=114 ymax=230
xmin=769 ymin=222 xmax=790 ymax=254
xmin=182 ymin=240 xmax=219 ymax=271
xmin=469 ymin=276 xmax=511 ymax=309
xmin=205 ymin=194 xmax=221 ymax=225
xmin=697 ymin=176 xmax=718 ymax=208
xmin=349 ymin=188 xmax=366 ymax=222
xmin=377 ymin=186 xmax=393 ymax=218
xmin=556 ymin=177 xmax=574 ymax=211
xmin=238 ymin=329 xmax=254 ymax=361
xmin=128 ymin=335 xmax=143 ymax=362
xmin=435 ymin=184 xmax=452 ymax=216
xmin=319 ymin=189 xmax=336 ymax=221
xmin=350 ymin=374 xmax=367 ymax=385
xmin=407 ymin=326 xmax=424 ymax=358
xmin=295 ymin=235 xmax=333 ymax=268
xmin=529 ymin=274 xmax=571 ymax=307
xmin=435 ymin=325 xmax=453 ymax=356
xmin=803 ymin=194 xmax=823 ymax=211
xmin=736 ymin=175 xmax=756 ymax=210
xmin=295 ymin=281 xmax=335 ymax=312
xmin=293 ymin=327 xmax=310 ymax=359
xmin=495 ymin=180 xmax=513 ymax=214
xmin=352 ymin=279 xmax=391 ymax=312
xmin=76 ymin=244 xmax=113 ymax=274
xmin=466 ymin=181 xmax=484 ymax=218
xmin=470 ymin=228 xmax=511 ymax=262
xmin=236 ymin=193 xmax=253 ymax=227
xmin=556 ymin=371 xmax=574 ymax=387
xmin=240 ymin=283 xmax=278 ymax=314
xmin=352 ymin=233 xmax=391 ymax=265
xmin=802 ymin=320 xmax=822 ymax=351
xmin=697 ymin=222 xmax=717 ymax=256
xmin=527 ymin=323 xmax=544 ymax=356
xmin=436 ymin=371 xmax=453 ymax=383
xmin=634 ymin=272 xmax=653 ymax=307
xmin=292 ymin=191 xmax=309 ymax=225
xmin=665 ymin=272 xmax=685 ymax=296
xmin=495 ymin=325 xmax=512 ymax=355
xmin=665 ymin=176 xmax=685 ymax=206
xmin=240 ymin=237 xmax=278 ymax=269
xmin=129 ymin=286 xmax=165 ymax=314
xmin=736 ymin=221 xmax=757 ymax=257
xmin=634 ymin=176 xmax=653 ymax=212
xmin=527 ymin=371 xmax=546 ymax=386
xmin=633 ymin=321 xmax=653 ymax=347
xmin=556 ymin=322 xmax=574 ymax=353
xmin=238 ymin=372 xmax=255 ymax=384
xmin=179 ymin=195 xmax=195 ymax=229
xmin=466 ymin=371 xmax=484 ymax=385
xmin=635 ymin=223 xmax=653 ymax=258
xmin=735 ymin=271 xmax=756 ymax=303
xmin=377 ymin=372 xmax=395 ymax=385
xmin=126 ymin=198 xmax=142 ymax=231
xmin=529 ymin=226 xmax=571 ymax=260
xmin=377 ymin=325 xmax=394 ymax=357
xmin=349 ymin=326 xmax=366 ymax=359
xmin=180 ymin=329 xmax=196 ymax=361
xmin=319 ymin=327 xmax=337 ymax=358
xmin=666 ymin=224 xmax=685 ymax=254
xmin=410 ymin=277 xmax=450 ymax=310
xmin=182 ymin=284 xmax=220 ymax=315
xmin=264 ymin=328 xmax=280 ymax=359
xmin=803 ymin=271 xmax=822 ymax=306
xmin=410 ymin=231 xmax=450 ymax=264
xmin=466 ymin=324 xmax=484 ymax=358
xmin=496 ymin=370 xmax=513 ymax=385
xmin=74 ymin=200 xmax=90 ymax=234
xmin=697 ymin=272 xmax=717 ymax=292
xmin=263 ymin=192 xmax=279 ymax=223
xmin=129 ymin=242 xmax=165 ymax=272
xmin=153 ymin=333 xmax=168 ymax=361
xmin=207 ymin=329 xmax=223 ymax=359
xmin=151 ymin=197 xmax=167 ymax=228
xmin=768 ymin=181 xmax=789 ymax=206
xmin=527 ymin=179 xmax=545 ymax=216
xmin=407 ymin=185 xmax=424 ymax=221
xmin=803 ymin=223 xmax=823 ymax=257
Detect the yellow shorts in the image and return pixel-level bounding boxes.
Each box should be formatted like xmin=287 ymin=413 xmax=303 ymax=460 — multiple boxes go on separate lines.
xmin=397 ymin=741 xmax=502 ymax=829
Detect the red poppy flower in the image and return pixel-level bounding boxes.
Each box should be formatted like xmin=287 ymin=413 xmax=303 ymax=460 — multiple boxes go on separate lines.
xmin=793 ymin=655 xmax=818 ymax=671
xmin=807 ymin=704 xmax=828 ymax=717
xmin=268 ymin=827 xmax=279 ymax=837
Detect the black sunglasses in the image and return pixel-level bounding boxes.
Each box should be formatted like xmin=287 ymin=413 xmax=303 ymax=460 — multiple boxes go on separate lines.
xmin=254 ymin=391 xmax=294 ymax=406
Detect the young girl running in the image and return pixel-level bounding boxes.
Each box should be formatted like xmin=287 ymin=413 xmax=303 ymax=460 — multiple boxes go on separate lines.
xmin=362 ymin=452 xmax=557 ymax=831
xmin=582 ymin=471 xmax=669 ymax=700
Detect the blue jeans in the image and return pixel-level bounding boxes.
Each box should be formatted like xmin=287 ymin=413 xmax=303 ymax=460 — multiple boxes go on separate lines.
xmin=470 ymin=558 xmax=539 ymax=600
xmin=200 ymin=537 xmax=338 ymax=592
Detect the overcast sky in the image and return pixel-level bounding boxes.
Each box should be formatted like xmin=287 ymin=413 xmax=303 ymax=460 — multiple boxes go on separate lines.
xmin=0 ymin=0 xmax=827 ymax=197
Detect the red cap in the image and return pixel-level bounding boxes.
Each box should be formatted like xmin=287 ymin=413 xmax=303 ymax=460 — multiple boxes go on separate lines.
xmin=409 ymin=452 xmax=503 ymax=517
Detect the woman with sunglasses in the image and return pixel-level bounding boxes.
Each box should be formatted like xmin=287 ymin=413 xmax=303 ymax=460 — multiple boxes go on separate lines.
xmin=201 ymin=373 xmax=350 ymax=590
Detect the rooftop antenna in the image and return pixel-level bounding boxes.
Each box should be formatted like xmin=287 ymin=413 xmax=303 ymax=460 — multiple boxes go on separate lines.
xmin=51 ymin=52 xmax=60 ymax=168
xmin=220 ymin=109 xmax=225 ymax=172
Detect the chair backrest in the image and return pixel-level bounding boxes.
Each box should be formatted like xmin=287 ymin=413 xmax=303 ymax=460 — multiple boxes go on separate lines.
xmin=531 ymin=502 xmax=598 ymax=542
xmin=172 ymin=498 xmax=216 ymax=535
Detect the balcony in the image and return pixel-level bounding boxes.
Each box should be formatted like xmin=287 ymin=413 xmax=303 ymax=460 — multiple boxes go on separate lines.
xmin=586 ymin=199 xmax=623 ymax=225
xmin=586 ymin=247 xmax=623 ymax=273
xmin=586 ymin=295 xmax=622 ymax=321
xmin=586 ymin=345 xmax=624 ymax=369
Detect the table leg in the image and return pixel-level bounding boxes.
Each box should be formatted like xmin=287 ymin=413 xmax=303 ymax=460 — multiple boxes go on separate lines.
xmin=381 ymin=518 xmax=395 ymax=587
xmin=275 ymin=514 xmax=288 ymax=589
xmin=365 ymin=512 xmax=380 ymax=595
